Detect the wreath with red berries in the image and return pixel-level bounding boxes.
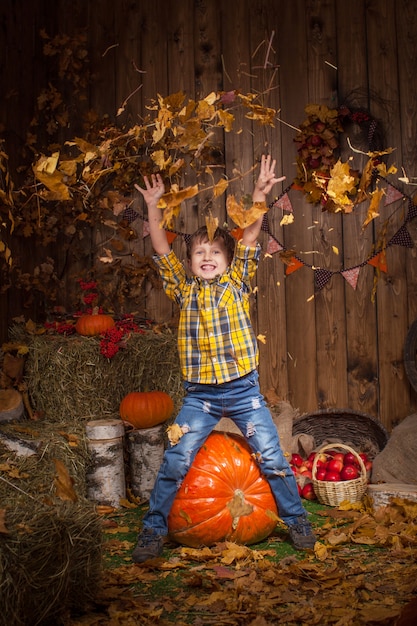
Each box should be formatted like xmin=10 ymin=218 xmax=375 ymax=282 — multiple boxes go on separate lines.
xmin=293 ymin=103 xmax=388 ymax=213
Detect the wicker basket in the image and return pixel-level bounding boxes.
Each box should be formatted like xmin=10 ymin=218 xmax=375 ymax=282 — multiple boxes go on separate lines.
xmin=292 ymin=408 xmax=388 ymax=459
xmin=312 ymin=443 xmax=368 ymax=506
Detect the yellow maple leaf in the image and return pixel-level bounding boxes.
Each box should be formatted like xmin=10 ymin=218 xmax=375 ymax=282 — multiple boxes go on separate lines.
xmin=216 ymin=108 xmax=234 ymax=132
xmin=362 ymin=188 xmax=385 ymax=229
xmin=226 ymin=195 xmax=267 ymax=228
xmin=158 ymin=184 xmax=199 ymax=228
xmin=205 ymin=213 xmax=219 ymax=242
xmin=151 ymin=149 xmax=172 ymax=170
xmin=244 ymin=104 xmax=276 ymax=126
xmin=326 ymin=160 xmax=356 ymax=212
xmin=213 ymin=178 xmax=228 ymax=198
xmin=167 ymin=423 xmax=185 ymax=446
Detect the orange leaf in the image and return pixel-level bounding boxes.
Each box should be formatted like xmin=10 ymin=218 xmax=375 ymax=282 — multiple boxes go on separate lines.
xmin=53 ymin=458 xmax=78 ymax=502
xmin=226 ymin=195 xmax=267 ymax=229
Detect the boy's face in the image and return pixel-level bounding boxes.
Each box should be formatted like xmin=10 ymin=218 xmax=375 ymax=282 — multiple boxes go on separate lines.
xmin=190 ymin=239 xmax=229 ymax=279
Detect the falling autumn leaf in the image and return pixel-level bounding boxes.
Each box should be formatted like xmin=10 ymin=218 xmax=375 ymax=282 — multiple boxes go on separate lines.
xmin=226 ymin=195 xmax=267 ymax=229
xmin=213 ymin=178 xmax=229 ymax=198
xmin=205 ymin=213 xmax=219 ymax=242
xmin=158 ymin=184 xmax=199 ymax=229
xmin=362 ymin=188 xmax=385 ymax=229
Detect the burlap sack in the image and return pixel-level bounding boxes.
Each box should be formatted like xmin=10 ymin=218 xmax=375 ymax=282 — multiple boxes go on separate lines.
xmin=371 ymin=413 xmax=417 ymax=484
xmin=214 ymin=399 xmax=298 ymax=458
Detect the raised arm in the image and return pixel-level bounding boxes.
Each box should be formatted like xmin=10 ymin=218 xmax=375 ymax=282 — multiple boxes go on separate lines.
xmin=241 ymin=155 xmax=285 ymax=247
xmin=135 ymin=174 xmax=171 ymax=256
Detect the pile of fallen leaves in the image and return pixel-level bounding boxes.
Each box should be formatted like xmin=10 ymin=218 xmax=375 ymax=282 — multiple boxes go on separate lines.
xmin=69 ymin=497 xmax=417 ymax=625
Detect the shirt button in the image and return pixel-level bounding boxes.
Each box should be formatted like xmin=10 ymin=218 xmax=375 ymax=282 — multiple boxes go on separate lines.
xmin=212 ymin=357 xmax=216 ymax=362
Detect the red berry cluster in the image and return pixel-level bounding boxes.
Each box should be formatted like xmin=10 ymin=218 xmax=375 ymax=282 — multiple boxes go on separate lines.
xmin=78 ymin=279 xmax=99 ymax=309
xmin=44 ymin=320 xmax=76 ymax=335
xmin=99 ymin=316 xmax=145 ymax=359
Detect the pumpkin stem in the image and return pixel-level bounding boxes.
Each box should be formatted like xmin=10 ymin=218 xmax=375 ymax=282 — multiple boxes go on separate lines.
xmin=227 ymin=489 xmax=254 ymax=529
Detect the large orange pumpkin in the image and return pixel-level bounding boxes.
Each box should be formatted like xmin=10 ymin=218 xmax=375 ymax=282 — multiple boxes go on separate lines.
xmin=119 ymin=391 xmax=174 ymax=429
xmin=168 ymin=431 xmax=279 ymax=547
xmin=75 ymin=313 xmax=115 ymax=336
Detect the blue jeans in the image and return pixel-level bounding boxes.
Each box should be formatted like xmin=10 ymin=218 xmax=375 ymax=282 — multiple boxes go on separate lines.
xmin=142 ymin=370 xmax=306 ymax=535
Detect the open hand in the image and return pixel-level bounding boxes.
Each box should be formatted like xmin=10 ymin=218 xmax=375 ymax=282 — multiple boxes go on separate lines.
xmin=254 ymin=154 xmax=285 ymax=197
xmin=135 ymin=174 xmax=165 ymax=204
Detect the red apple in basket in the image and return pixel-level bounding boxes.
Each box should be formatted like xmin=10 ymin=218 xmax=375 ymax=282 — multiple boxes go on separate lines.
xmin=324 ymin=470 xmax=341 ymax=482
xmin=316 ymin=467 xmax=327 ymax=481
xmin=341 ymin=464 xmax=360 ymax=481
xmin=344 ymin=452 xmax=359 ymax=467
xmin=327 ymin=458 xmax=344 ymax=474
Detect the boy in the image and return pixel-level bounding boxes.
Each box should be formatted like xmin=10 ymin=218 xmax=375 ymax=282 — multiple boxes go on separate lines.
xmin=133 ymin=155 xmax=316 ymax=562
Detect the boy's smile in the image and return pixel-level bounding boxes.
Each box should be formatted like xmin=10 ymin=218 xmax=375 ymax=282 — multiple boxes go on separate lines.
xmin=190 ymin=240 xmax=229 ymax=279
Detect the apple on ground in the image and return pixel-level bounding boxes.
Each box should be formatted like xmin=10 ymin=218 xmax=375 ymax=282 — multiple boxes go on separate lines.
xmin=291 ymin=453 xmax=304 ymax=467
xmin=301 ymin=482 xmax=317 ymax=500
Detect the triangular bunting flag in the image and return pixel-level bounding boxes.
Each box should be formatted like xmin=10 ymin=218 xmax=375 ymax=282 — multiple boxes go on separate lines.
xmin=314 ymin=269 xmax=333 ymax=290
xmin=266 ymin=236 xmax=283 ymax=254
xmin=261 ymin=213 xmax=270 ymax=232
xmin=368 ymin=250 xmax=387 ymax=273
xmin=122 ymin=206 xmax=139 ymax=224
xmin=341 ymin=267 xmax=360 ymax=290
xmin=272 ymin=192 xmax=293 ymax=213
xmin=384 ymin=184 xmax=403 ymax=206
xmin=142 ymin=220 xmax=150 ymax=237
xmin=388 ymin=224 xmax=414 ymax=248
xmin=285 ymin=256 xmax=304 ymax=275
xmin=230 ymin=227 xmax=244 ymax=241
xmin=165 ymin=230 xmax=177 ymax=244
xmin=406 ymin=199 xmax=417 ymax=222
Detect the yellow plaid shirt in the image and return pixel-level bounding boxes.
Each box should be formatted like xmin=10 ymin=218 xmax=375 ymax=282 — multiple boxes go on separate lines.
xmin=153 ymin=241 xmax=261 ymax=384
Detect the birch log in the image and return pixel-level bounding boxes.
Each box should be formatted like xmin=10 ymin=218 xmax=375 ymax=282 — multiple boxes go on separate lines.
xmin=128 ymin=424 xmax=165 ymax=501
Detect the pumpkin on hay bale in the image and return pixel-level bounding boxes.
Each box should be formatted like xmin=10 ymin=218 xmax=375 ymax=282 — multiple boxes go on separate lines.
xmin=75 ymin=312 xmax=116 ymax=336
xmin=13 ymin=328 xmax=182 ymax=423
xmin=0 ymin=498 xmax=102 ymax=626
xmin=168 ymin=431 xmax=279 ymax=547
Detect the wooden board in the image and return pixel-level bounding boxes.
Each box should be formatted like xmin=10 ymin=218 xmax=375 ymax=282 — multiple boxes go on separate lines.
xmin=277 ymin=0 xmax=317 ymax=411
xmin=336 ymin=0 xmax=379 ymax=416
xmin=366 ymin=0 xmax=410 ymax=428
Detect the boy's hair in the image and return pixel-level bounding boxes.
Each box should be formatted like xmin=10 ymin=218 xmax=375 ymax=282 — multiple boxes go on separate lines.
xmin=186 ymin=226 xmax=236 ymax=264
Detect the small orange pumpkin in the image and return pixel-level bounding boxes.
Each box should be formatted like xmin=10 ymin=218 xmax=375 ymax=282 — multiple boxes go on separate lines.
xmin=119 ymin=391 xmax=174 ymax=429
xmin=75 ymin=313 xmax=115 ymax=336
xmin=168 ymin=431 xmax=279 ymax=547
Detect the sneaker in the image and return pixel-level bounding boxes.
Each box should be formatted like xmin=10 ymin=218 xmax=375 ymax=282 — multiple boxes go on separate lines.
xmin=287 ymin=515 xmax=317 ymax=550
xmin=132 ymin=528 xmax=165 ymax=563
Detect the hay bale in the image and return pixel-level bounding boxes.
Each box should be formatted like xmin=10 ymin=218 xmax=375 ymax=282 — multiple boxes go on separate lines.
xmin=22 ymin=330 xmax=182 ymax=423
xmin=0 ymin=420 xmax=90 ymax=501
xmin=0 ymin=499 xmax=102 ymax=626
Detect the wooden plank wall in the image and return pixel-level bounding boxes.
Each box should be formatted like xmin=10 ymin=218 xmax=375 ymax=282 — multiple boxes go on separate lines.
xmin=1 ymin=0 xmax=417 ymax=430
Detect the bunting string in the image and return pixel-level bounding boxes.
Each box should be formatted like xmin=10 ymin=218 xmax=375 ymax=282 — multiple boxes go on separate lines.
xmin=126 ymin=175 xmax=416 ymax=292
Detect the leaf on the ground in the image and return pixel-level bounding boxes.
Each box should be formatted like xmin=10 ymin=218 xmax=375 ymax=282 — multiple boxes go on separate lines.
xmin=53 ymin=458 xmax=77 ymax=502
